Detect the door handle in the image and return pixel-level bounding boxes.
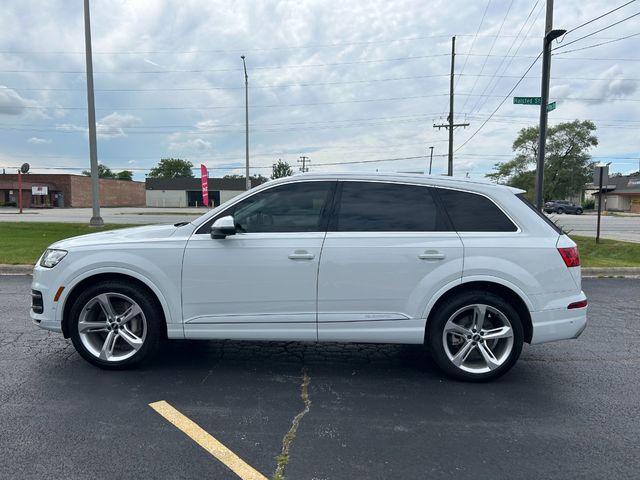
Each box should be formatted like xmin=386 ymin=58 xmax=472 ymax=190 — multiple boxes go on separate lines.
xmin=288 ymin=251 xmax=315 ymax=260
xmin=419 ymin=251 xmax=445 ymax=261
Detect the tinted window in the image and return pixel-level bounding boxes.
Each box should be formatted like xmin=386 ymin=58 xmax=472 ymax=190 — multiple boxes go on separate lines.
xmin=518 ymin=193 xmax=563 ymax=234
xmin=335 ymin=182 xmax=446 ymax=232
xmin=215 ymin=181 xmax=332 ymax=233
xmin=437 ymin=188 xmax=517 ymax=232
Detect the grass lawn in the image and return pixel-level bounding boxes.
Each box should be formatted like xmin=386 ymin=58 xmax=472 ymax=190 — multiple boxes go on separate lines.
xmin=0 ymin=222 xmax=638 ymax=268
xmin=0 ymin=222 xmax=140 ymax=265
xmin=571 ymin=235 xmax=640 ymax=268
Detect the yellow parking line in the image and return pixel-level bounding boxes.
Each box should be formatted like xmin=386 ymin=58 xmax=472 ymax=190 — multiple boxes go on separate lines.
xmin=149 ymin=400 xmax=267 ymax=480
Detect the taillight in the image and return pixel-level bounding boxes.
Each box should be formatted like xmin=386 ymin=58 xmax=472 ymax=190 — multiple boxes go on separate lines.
xmin=568 ymin=299 xmax=588 ymax=309
xmin=558 ymin=246 xmax=580 ymax=267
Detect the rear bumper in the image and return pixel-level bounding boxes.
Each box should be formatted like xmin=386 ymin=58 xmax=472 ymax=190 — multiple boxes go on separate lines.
xmin=530 ymin=303 xmax=587 ymax=344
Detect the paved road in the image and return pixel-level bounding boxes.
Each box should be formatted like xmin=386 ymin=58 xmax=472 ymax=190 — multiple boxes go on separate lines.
xmin=1 ymin=276 xmax=639 ymax=479
xmin=549 ymin=212 xmax=640 ymax=243
xmin=0 ymin=207 xmax=204 ymax=225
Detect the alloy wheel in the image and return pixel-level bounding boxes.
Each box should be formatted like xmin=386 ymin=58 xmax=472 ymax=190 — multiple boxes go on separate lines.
xmin=77 ymin=292 xmax=147 ymax=362
xmin=442 ymin=304 xmax=514 ymax=374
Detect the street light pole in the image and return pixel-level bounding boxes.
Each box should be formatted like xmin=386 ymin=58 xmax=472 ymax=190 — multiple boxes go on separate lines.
xmin=83 ymin=0 xmax=103 ymax=226
xmin=241 ymin=55 xmax=250 ymax=191
xmin=534 ymin=0 xmax=565 ymax=210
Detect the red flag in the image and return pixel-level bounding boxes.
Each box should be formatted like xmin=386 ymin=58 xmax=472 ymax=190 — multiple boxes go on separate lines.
xmin=200 ymin=164 xmax=209 ymax=207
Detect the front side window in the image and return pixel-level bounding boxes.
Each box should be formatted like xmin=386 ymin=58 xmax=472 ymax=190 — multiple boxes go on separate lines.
xmin=334 ymin=181 xmax=447 ymax=232
xmin=202 ymin=181 xmax=333 ymax=233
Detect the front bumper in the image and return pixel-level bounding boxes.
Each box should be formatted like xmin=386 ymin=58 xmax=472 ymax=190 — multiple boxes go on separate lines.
xmin=30 ymin=264 xmax=63 ymax=333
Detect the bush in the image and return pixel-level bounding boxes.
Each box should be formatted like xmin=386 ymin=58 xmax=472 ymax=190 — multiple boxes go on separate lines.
xmin=582 ymin=199 xmax=595 ymax=210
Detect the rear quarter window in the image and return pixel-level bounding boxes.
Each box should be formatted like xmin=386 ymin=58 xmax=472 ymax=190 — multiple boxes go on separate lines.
xmin=436 ymin=188 xmax=518 ymax=232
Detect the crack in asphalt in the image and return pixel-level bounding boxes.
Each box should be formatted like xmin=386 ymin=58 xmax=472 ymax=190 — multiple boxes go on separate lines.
xmin=273 ymin=369 xmax=311 ymax=480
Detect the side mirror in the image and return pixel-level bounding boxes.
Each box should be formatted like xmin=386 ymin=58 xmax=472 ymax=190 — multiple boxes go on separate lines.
xmin=211 ymin=215 xmax=236 ymax=239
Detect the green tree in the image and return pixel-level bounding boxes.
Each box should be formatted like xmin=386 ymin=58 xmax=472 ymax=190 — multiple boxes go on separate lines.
xmin=148 ymin=158 xmax=194 ymax=178
xmin=82 ymin=163 xmax=116 ymax=179
xmin=116 ymin=170 xmax=134 ymax=181
xmin=271 ymin=159 xmax=293 ymax=179
xmin=486 ymin=120 xmax=598 ymax=201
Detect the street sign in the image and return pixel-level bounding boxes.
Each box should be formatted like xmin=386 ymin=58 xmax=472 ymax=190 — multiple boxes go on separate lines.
xmin=546 ymin=101 xmax=556 ymax=112
xmin=513 ymin=96 xmax=541 ymax=105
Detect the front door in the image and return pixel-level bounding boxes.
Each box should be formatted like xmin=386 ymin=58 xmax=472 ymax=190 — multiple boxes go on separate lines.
xmin=317 ymin=180 xmax=463 ymax=343
xmin=182 ymin=180 xmax=335 ymax=341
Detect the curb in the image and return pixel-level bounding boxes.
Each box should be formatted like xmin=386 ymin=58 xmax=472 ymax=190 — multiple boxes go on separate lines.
xmin=0 ymin=264 xmax=33 ymax=275
xmin=582 ymin=267 xmax=640 ymax=278
xmin=1 ymin=264 xmax=639 ymax=277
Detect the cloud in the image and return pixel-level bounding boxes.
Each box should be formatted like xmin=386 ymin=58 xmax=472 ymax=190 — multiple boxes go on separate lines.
xmin=0 ymin=87 xmax=33 ymax=115
xmin=27 ymin=137 xmax=51 ymax=144
xmin=169 ymin=137 xmax=212 ymax=151
xmin=585 ymin=65 xmax=638 ymax=104
xmin=96 ymin=112 xmax=142 ymax=138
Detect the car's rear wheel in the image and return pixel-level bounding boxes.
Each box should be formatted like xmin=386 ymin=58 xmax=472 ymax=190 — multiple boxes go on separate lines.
xmin=69 ymin=281 xmax=164 ymax=369
xmin=427 ymin=291 xmax=524 ymax=382
xmin=556 ymin=207 xmax=565 ymax=214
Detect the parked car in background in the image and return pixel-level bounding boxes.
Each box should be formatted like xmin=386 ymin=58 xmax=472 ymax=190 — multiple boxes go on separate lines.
xmin=544 ymin=200 xmax=583 ymax=215
xmin=31 ymin=173 xmax=587 ymax=382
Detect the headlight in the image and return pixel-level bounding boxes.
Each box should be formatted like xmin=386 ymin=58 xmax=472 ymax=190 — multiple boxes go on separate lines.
xmin=40 ymin=249 xmax=68 ymax=268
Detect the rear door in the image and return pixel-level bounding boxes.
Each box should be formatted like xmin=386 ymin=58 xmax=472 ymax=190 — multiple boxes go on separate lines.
xmin=316 ymin=180 xmax=463 ymax=343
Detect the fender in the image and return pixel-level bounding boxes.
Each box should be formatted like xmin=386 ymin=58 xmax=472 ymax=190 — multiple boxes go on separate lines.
xmin=421 ymin=274 xmax=535 ymax=322
xmin=56 ymin=266 xmax=183 ymax=339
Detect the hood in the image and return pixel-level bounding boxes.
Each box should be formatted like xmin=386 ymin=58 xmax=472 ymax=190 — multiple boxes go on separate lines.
xmin=50 ymin=224 xmax=186 ymax=250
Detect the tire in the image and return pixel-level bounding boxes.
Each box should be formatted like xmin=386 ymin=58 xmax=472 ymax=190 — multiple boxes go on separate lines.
xmin=556 ymin=207 xmax=564 ymax=214
xmin=576 ymin=208 xmax=583 ymax=215
xmin=69 ymin=280 xmax=165 ymax=369
xmin=427 ymin=291 xmax=524 ymax=382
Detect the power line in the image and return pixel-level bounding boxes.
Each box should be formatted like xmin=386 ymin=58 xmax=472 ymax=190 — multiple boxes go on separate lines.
xmin=459 ymin=0 xmax=516 ymax=113
xmin=2 ymin=72 xmax=635 ymax=95
xmin=1 ymin=53 xmax=637 ymax=76
xmin=0 ymin=74 xmax=451 ymax=92
xmin=552 ymin=31 xmax=640 ymax=55
xmin=554 ymin=10 xmax=640 ymax=51
xmin=469 ymin=0 xmax=543 ymax=114
xmin=455 ymin=0 xmax=493 ymax=89
xmin=454 ymin=52 xmax=543 ymax=153
xmin=561 ymin=0 xmax=637 ymax=37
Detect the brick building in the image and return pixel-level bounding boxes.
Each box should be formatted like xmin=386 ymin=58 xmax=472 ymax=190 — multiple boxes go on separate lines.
xmin=0 ymin=173 xmax=145 ymax=208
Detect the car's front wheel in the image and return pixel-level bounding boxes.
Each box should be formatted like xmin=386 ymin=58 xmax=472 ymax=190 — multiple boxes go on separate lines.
xmin=576 ymin=208 xmax=583 ymax=215
xmin=427 ymin=291 xmax=524 ymax=381
xmin=69 ymin=281 xmax=164 ymax=369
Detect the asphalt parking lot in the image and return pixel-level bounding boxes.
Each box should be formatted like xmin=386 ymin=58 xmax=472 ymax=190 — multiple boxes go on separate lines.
xmin=1 ymin=276 xmax=639 ymax=479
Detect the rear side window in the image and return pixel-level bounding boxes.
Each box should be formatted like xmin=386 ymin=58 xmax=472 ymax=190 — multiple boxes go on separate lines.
xmin=518 ymin=193 xmax=563 ymax=234
xmin=334 ymin=181 xmax=447 ymax=232
xmin=437 ymin=188 xmax=517 ymax=232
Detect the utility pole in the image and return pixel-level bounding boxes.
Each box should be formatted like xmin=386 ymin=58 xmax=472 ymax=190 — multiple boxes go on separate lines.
xmin=298 ymin=156 xmax=310 ymax=173
xmin=241 ymin=55 xmax=250 ymax=191
xmin=83 ymin=0 xmax=103 ymax=226
xmin=428 ymin=146 xmax=434 ymax=175
xmin=434 ymin=36 xmax=469 ymax=176
xmin=535 ymin=0 xmax=566 ymax=210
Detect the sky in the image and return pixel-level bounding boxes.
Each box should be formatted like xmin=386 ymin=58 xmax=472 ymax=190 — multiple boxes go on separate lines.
xmin=0 ymin=0 xmax=639 ymax=182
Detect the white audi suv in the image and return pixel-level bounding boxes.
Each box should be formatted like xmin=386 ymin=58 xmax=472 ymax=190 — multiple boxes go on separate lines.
xmin=31 ymin=173 xmax=587 ymax=381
